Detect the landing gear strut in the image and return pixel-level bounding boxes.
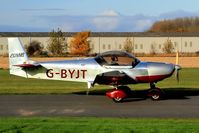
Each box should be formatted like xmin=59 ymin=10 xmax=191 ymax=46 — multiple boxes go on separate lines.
xmin=148 ymin=83 xmax=163 ymax=100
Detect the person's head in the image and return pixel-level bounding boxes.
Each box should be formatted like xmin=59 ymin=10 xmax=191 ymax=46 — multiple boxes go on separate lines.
xmin=111 ymin=56 xmax=116 ymax=61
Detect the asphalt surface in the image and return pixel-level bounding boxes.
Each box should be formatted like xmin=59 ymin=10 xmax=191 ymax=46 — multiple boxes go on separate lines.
xmin=0 ymin=92 xmax=199 ymax=118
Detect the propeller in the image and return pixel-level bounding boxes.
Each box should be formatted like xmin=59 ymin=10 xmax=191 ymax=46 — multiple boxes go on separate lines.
xmin=175 ymin=65 xmax=181 ymax=82
xmin=175 ymin=50 xmax=181 ymax=82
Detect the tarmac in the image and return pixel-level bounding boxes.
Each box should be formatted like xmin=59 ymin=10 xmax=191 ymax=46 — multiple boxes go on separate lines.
xmin=0 ymin=91 xmax=199 ymax=118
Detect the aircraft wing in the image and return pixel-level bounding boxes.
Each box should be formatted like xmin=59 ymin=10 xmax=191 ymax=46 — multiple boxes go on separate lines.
xmin=93 ymin=70 xmax=137 ymax=86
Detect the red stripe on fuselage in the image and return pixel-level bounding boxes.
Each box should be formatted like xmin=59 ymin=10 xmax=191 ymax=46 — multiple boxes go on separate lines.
xmin=136 ymin=74 xmax=171 ymax=83
xmin=14 ymin=64 xmax=35 ymax=68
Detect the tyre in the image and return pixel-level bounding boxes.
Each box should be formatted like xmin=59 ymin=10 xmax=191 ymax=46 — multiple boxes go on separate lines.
xmin=106 ymin=89 xmax=126 ymax=102
xmin=112 ymin=97 xmax=123 ymax=102
xmin=148 ymin=88 xmax=162 ymax=100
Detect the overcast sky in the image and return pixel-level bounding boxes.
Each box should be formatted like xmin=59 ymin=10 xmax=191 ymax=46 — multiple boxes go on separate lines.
xmin=1 ymin=0 xmax=199 ymax=32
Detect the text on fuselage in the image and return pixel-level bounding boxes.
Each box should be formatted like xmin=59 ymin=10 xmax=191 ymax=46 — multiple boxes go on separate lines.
xmin=10 ymin=53 xmax=25 ymax=58
xmin=46 ymin=69 xmax=87 ymax=79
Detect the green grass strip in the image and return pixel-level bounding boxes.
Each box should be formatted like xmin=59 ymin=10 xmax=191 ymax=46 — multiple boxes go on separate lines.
xmin=0 ymin=117 xmax=199 ymax=133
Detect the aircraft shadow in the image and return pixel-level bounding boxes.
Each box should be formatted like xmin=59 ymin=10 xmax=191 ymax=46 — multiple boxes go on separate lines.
xmin=73 ymin=87 xmax=199 ymax=102
xmin=160 ymin=88 xmax=199 ymax=100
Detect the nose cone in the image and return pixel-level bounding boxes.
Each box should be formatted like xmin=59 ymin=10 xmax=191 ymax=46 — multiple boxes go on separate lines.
xmin=175 ymin=65 xmax=181 ymax=70
xmin=147 ymin=62 xmax=175 ymax=82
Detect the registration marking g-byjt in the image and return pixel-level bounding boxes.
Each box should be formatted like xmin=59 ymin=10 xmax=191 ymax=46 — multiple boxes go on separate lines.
xmin=46 ymin=69 xmax=87 ymax=79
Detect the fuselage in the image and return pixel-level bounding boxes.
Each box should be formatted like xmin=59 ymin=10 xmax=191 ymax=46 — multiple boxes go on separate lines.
xmin=8 ymin=40 xmax=176 ymax=86
xmin=23 ymin=56 xmax=175 ymax=86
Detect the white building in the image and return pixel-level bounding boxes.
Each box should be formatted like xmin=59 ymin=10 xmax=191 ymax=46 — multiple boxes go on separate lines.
xmin=0 ymin=32 xmax=199 ymax=55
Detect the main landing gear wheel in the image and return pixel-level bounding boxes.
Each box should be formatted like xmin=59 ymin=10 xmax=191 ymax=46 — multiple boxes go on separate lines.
xmin=112 ymin=96 xmax=123 ymax=103
xmin=106 ymin=86 xmax=129 ymax=103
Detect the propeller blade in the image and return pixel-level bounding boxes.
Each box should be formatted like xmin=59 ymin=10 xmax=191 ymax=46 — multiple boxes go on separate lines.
xmin=176 ymin=69 xmax=179 ymax=82
xmin=175 ymin=65 xmax=181 ymax=83
xmin=175 ymin=50 xmax=181 ymax=82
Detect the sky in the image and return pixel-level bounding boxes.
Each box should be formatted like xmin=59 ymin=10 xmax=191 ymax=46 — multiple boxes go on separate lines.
xmin=0 ymin=0 xmax=199 ymax=32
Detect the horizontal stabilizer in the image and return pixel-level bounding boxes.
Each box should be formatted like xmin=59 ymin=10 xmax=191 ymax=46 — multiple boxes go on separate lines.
xmin=14 ymin=63 xmax=41 ymax=68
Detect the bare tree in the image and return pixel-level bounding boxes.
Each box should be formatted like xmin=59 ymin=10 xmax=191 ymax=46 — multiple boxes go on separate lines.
xmin=47 ymin=28 xmax=66 ymax=56
xmin=123 ymin=37 xmax=133 ymax=53
xmin=162 ymin=39 xmax=174 ymax=53
xmin=150 ymin=42 xmax=157 ymax=55
xmin=26 ymin=40 xmax=43 ymax=56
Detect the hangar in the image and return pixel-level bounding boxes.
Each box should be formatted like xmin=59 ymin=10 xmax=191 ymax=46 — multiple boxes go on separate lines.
xmin=0 ymin=32 xmax=199 ymax=55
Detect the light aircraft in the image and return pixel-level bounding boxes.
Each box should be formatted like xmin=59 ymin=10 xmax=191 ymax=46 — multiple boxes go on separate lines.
xmin=8 ymin=38 xmax=181 ymax=102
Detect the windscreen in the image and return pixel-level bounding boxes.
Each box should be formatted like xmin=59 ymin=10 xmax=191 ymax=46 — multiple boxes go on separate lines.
xmin=95 ymin=51 xmax=140 ymax=67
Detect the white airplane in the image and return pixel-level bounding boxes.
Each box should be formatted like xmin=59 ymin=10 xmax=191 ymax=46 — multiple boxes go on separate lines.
xmin=8 ymin=38 xmax=181 ymax=102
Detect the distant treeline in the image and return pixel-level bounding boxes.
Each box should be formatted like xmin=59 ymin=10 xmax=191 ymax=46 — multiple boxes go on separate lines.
xmin=148 ymin=17 xmax=199 ymax=32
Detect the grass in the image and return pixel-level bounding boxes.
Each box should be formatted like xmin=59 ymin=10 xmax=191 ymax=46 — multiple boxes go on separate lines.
xmin=0 ymin=68 xmax=199 ymax=94
xmin=0 ymin=117 xmax=199 ymax=133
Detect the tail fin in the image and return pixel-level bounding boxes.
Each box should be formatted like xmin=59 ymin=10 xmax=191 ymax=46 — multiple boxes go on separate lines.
xmin=8 ymin=38 xmax=29 ymax=77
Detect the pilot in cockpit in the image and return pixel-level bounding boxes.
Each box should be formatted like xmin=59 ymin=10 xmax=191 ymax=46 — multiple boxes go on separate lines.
xmin=111 ymin=56 xmax=119 ymax=65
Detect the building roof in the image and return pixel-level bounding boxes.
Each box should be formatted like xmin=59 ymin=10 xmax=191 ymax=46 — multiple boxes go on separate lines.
xmin=1 ymin=32 xmax=199 ymax=37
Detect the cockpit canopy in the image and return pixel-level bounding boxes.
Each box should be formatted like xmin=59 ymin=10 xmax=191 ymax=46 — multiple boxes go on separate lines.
xmin=95 ymin=51 xmax=140 ymax=67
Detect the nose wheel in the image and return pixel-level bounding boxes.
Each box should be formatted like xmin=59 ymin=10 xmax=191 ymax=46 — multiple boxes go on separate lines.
xmin=148 ymin=83 xmax=163 ymax=100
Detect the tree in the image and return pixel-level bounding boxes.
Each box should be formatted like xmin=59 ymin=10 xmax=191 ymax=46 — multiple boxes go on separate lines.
xmin=123 ymin=37 xmax=133 ymax=53
xmin=70 ymin=31 xmax=90 ymax=55
xmin=162 ymin=39 xmax=174 ymax=53
xmin=47 ymin=28 xmax=66 ymax=55
xmin=150 ymin=42 xmax=157 ymax=55
xmin=148 ymin=17 xmax=199 ymax=32
xmin=26 ymin=40 xmax=43 ymax=56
